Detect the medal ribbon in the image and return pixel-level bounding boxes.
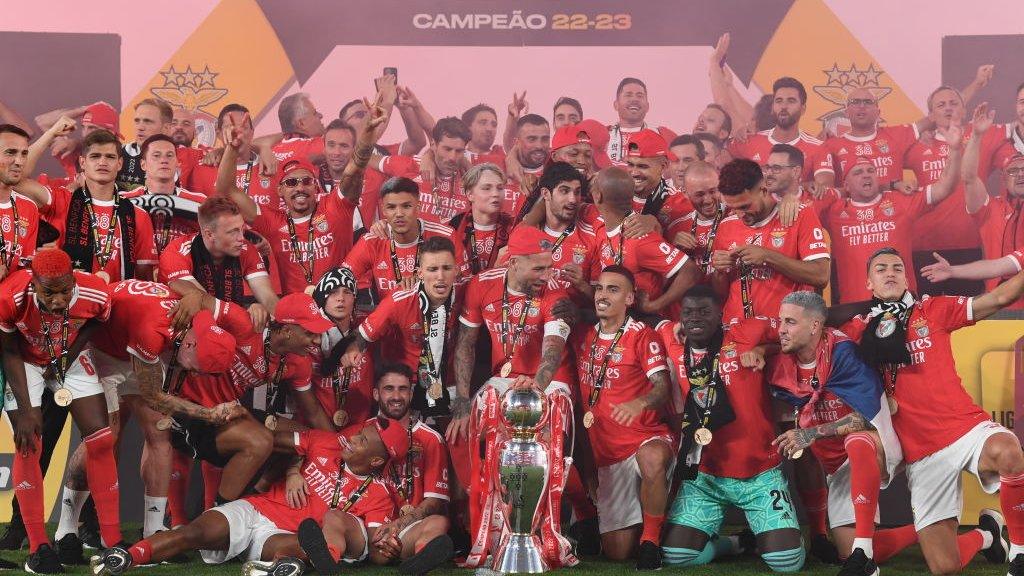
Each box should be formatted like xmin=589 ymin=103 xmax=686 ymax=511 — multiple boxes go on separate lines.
xmin=41 ymin=308 xmax=70 ymax=385
xmin=739 ymin=261 xmax=754 ymax=318
xmin=161 ymin=332 xmax=187 ymax=395
xmin=331 ymin=471 xmax=374 ymax=511
xmin=464 ymin=219 xmax=504 ymax=274
xmin=500 ymin=273 xmax=536 ymax=365
xmin=691 ymin=209 xmax=723 ymax=269
xmin=586 ymin=318 xmax=629 ymax=408
xmin=0 ymin=197 xmax=20 ymax=268
xmin=263 ymin=336 xmax=288 ymax=414
xmin=683 ymin=347 xmax=721 ymax=430
xmin=285 ymin=205 xmax=318 ymax=284
xmin=332 ymin=366 xmax=352 ymax=411
xmin=390 ymin=418 xmax=415 ymax=501
xmin=389 ymin=221 xmax=423 ymax=283
xmin=82 ymin=186 xmax=120 ymax=268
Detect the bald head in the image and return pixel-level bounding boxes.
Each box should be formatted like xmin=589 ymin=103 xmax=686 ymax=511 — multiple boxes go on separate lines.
xmin=846 ymin=87 xmax=880 ymax=131
xmin=594 ymin=167 xmax=635 ymax=213
xmin=683 ymin=160 xmax=717 ymax=184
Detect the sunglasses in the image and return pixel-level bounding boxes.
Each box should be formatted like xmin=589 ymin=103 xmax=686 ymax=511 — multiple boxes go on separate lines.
xmin=282 ymin=176 xmax=315 ymax=187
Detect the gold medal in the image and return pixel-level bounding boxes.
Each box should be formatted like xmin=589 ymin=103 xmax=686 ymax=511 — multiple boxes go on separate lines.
xmin=428 ymin=379 xmax=443 ymax=401
xmin=264 ymin=415 xmax=278 ymax=431
xmin=53 ymin=387 xmax=73 ymax=407
xmin=582 ymin=411 xmax=595 ymax=429
xmin=332 ymin=409 xmax=349 ymax=428
xmin=95 ymin=270 xmax=111 ymax=283
xmin=886 ymin=394 xmax=899 ymax=415
xmin=400 ymin=504 xmax=415 ymax=517
xmin=155 ymin=418 xmax=172 ymax=431
xmin=790 ymin=448 xmax=804 ymax=460
xmin=499 ymin=361 xmax=512 ymax=378
xmin=304 ymin=284 xmax=316 ymax=296
xmin=694 ymin=427 xmax=713 ymax=446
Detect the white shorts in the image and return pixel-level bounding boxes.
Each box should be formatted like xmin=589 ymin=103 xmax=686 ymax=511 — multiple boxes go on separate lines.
xmin=906 ymin=420 xmax=1014 ymax=530
xmin=89 ymin=348 xmax=143 ymax=413
xmin=4 ymin=352 xmax=103 ymax=411
xmin=343 ymin=512 xmax=370 ymax=563
xmin=199 ymin=500 xmax=290 ymax=564
xmin=596 ymin=436 xmax=675 ymax=534
xmin=826 ymin=459 xmax=880 ymax=529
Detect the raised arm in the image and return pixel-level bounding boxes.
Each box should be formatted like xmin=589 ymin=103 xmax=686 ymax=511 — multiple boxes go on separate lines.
xmin=338 ymin=99 xmax=388 ymax=204
xmin=502 ymin=92 xmax=528 ymax=153
xmin=707 ymin=34 xmax=754 ymax=135
xmin=216 ymin=115 xmax=259 ymax=222
xmin=0 ymin=100 xmax=34 ymax=137
xmin=34 ymin=103 xmax=90 ymax=132
xmin=971 ymin=269 xmax=1024 ymax=320
xmin=961 ymin=64 xmax=994 ymax=107
xmin=963 ymin=103 xmax=994 ymax=214
xmin=395 ymin=85 xmax=431 ymax=155
xmin=926 ymin=122 xmax=964 ymax=205
xmin=922 ymin=251 xmax=1020 ymax=283
xmin=16 ymin=116 xmax=78 ymax=206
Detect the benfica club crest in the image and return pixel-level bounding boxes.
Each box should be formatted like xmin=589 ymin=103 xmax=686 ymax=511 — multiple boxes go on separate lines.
xmin=611 ymin=346 xmax=624 ymax=363
xmin=877 ymin=139 xmax=890 ymax=154
xmin=771 ymin=230 xmax=786 ymax=248
xmin=572 ymin=245 xmax=587 ymax=264
xmin=721 ymin=342 xmax=737 ymax=359
xmin=912 ymin=317 xmax=929 ymax=338
xmin=880 ymin=200 xmax=895 ymax=217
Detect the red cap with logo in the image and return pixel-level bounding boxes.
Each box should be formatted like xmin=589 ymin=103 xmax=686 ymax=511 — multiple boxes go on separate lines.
xmin=506 ymin=225 xmax=554 ymax=257
xmin=81 ymin=102 xmax=122 ymax=138
xmin=375 ymin=416 xmax=411 ymax=462
xmin=191 ymin=310 xmax=237 ymax=373
xmin=626 ymin=129 xmax=677 ymax=162
xmin=274 ymin=293 xmax=334 ymax=333
xmin=273 ymin=158 xmax=320 ymax=190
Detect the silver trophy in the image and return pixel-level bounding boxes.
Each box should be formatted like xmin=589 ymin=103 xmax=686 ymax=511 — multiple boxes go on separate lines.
xmin=493 ymin=387 xmax=549 ymax=574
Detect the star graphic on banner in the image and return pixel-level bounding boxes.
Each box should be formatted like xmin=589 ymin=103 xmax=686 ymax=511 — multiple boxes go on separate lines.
xmin=862 ymin=63 xmax=884 ymax=86
xmin=196 ymin=65 xmax=218 ymax=88
xmin=181 ymin=65 xmax=199 ymax=88
xmin=160 ymin=65 xmax=179 ymax=86
xmin=823 ymin=63 xmax=844 ymax=86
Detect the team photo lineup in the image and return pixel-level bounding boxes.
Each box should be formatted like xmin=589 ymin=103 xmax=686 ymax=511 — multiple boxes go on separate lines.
xmin=1 ymin=22 xmax=1024 ymax=576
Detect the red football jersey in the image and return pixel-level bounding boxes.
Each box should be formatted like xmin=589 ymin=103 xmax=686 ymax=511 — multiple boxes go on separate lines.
xmin=0 ymin=192 xmax=39 ymax=274
xmin=817 ymin=191 xmax=928 ymax=303
xmin=459 ymin=267 xmax=571 ymax=379
xmin=382 ymin=420 xmax=451 ymax=506
xmin=0 ymin=270 xmax=111 ymax=366
xmin=450 ymin=216 xmax=511 ymax=275
xmin=309 ymin=326 xmax=375 ymax=427
xmin=728 ymin=130 xmax=833 ymax=183
xmin=158 ymin=234 xmax=268 ymax=289
xmin=246 ymin=429 xmax=396 ymax=531
xmin=665 ymin=210 xmax=725 ymax=277
xmin=597 ymin=224 xmax=690 ymax=304
xmin=342 ymin=219 xmax=461 ymax=300
xmin=905 ymin=133 xmax=983 ymax=251
xmin=711 ymin=206 xmax=830 ymax=325
xmin=533 ymin=223 xmax=603 ymax=304
xmin=842 ymin=295 xmax=988 ymax=462
xmin=357 ymin=286 xmax=456 ymax=379
xmin=632 ymin=184 xmax=693 ymax=231
xmin=572 ymin=318 xmax=674 ymax=467
xmin=93 ymin=279 xmax=179 ymax=363
xmin=41 ymin=186 xmax=158 ymax=282
xmin=825 ymin=125 xmax=919 ymax=186
xmin=274 ymin=136 xmax=325 ymax=165
xmin=250 ymin=192 xmax=357 ymax=294
xmin=969 ymin=197 xmax=1024 ymax=309
xmin=121 ymin=187 xmax=207 ymax=254
xmin=798 ymin=382 xmax=856 ymax=476
xmin=188 ymin=159 xmax=282 ymax=215
xmin=377 ymin=155 xmax=468 ymax=225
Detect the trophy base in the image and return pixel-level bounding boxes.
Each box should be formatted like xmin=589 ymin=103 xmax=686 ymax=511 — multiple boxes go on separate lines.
xmin=493 ymin=534 xmax=547 ymax=574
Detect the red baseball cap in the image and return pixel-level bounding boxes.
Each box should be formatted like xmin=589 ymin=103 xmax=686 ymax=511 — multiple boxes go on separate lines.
xmin=576 ymin=119 xmax=610 ymax=149
xmin=1004 ymin=153 xmax=1024 ymax=169
xmin=273 ymin=158 xmax=320 ymax=189
xmin=551 ymin=120 xmax=612 ymax=169
xmin=626 ymin=129 xmax=677 ymax=162
xmin=374 ymin=416 xmax=411 ymax=462
xmin=658 ymin=126 xmax=679 ymax=145
xmin=81 ymin=102 xmax=121 ymax=138
xmin=274 ymin=293 xmax=334 ymax=333
xmin=191 ymin=310 xmax=237 ymax=373
xmin=507 ymin=225 xmax=554 ymax=257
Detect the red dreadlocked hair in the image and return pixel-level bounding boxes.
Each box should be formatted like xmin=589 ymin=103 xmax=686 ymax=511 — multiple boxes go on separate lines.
xmin=30 ymin=249 xmax=73 ymax=279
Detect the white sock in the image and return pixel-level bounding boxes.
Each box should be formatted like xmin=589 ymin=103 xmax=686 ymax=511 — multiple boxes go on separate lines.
xmin=142 ymin=495 xmax=168 ymax=538
xmin=1010 ymin=542 xmax=1024 ymax=558
xmin=977 ymin=528 xmax=994 ymax=550
xmin=852 ymin=537 xmax=874 ymax=558
xmin=54 ymin=488 xmax=89 ymax=540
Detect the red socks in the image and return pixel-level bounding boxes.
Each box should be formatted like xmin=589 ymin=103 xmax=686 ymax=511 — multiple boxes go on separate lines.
xmin=13 ymin=437 xmax=47 ymax=552
xmin=201 ymin=462 xmax=223 ymax=508
xmin=798 ymin=487 xmax=829 ymax=536
xmin=872 ymin=525 xmax=918 ymax=563
xmin=957 ymin=529 xmax=985 ymax=568
xmin=564 ymin=467 xmax=598 ymax=520
xmin=167 ymin=452 xmax=191 ymax=527
xmin=641 ymin=513 xmax=665 ymax=545
xmin=129 ymin=539 xmax=153 ymax=565
xmin=84 ymin=427 xmax=122 ymax=547
xmin=846 ymin=433 xmax=880 ymax=540
xmin=1001 ymin=471 xmax=1024 ymax=548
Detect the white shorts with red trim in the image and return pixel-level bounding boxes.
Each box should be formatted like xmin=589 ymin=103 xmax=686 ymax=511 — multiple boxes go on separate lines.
xmin=595 ymin=435 xmax=675 ymax=534
xmin=906 ymin=420 xmax=1015 ymax=530
xmin=4 ymin=352 xmax=104 ymax=411
xmin=200 ymin=500 xmax=290 ymax=564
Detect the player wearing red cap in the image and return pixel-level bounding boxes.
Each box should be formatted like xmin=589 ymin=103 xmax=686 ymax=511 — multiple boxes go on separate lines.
xmin=90 ymin=417 xmax=410 ymax=575
xmin=624 ymin=129 xmax=693 ymax=230
xmin=839 ymin=248 xmax=1024 ymax=575
xmin=0 ymin=124 xmax=39 ymax=281
xmin=728 ymin=78 xmax=834 ymax=188
xmin=550 ymin=122 xmax=605 ymax=178
xmin=666 ymin=161 xmax=725 ymax=279
xmin=17 ymin=129 xmax=158 ymax=284
xmin=710 ymin=159 xmax=830 ymax=325
xmin=343 ymin=177 xmax=462 ymax=302
xmin=0 ymin=249 xmax=124 ymax=572
xmin=33 ymin=102 xmax=122 ymax=181
xmin=570 ymin=266 xmax=674 ymax=568
xmin=344 ymin=237 xmax=459 ymax=420
xmin=119 ymin=134 xmax=207 ymax=254
xmin=159 ymin=196 xmax=278 ymax=330
xmin=449 ymin=164 xmax=513 ymax=275
xmin=591 ymin=167 xmax=699 ymax=316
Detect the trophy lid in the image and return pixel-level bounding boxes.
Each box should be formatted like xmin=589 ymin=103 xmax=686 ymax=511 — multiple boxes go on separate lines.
xmin=500 ymin=387 xmax=546 ymax=432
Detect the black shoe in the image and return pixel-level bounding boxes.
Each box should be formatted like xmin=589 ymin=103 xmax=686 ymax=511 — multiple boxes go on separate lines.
xmin=448 ymin=524 xmax=471 ymax=557
xmin=837 ymin=548 xmax=878 ymax=576
xmin=399 ymin=534 xmax=453 ymax=575
xmin=979 ymin=508 xmax=1008 ymax=564
xmin=297 ymin=518 xmax=341 ymax=576
xmin=737 ymin=529 xmax=757 ymax=555
xmin=88 ymin=546 xmax=132 ymax=576
xmin=0 ymin=557 xmax=17 ymax=570
xmin=636 ymin=540 xmax=662 ymax=570
xmin=810 ymin=533 xmax=841 ymax=565
xmin=0 ymin=524 xmax=26 ymax=551
xmin=568 ymin=517 xmax=601 ymax=556
xmin=242 ymin=557 xmax=306 ymax=576
xmin=79 ymin=525 xmax=101 ymax=551
xmin=1009 ymin=552 xmax=1024 ymax=576
xmin=55 ymin=533 xmax=85 ymax=566
xmin=25 ymin=544 xmax=64 ymax=574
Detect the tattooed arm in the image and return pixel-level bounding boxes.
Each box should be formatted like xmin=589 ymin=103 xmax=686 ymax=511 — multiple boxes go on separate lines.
xmin=445 ymin=323 xmax=478 ymax=443
xmin=134 ymin=357 xmax=217 ymax=423
xmin=772 ymin=410 xmax=871 ymax=458
xmin=533 ymin=333 xmax=567 ymax=392
xmin=610 ymin=368 xmax=670 ymax=426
